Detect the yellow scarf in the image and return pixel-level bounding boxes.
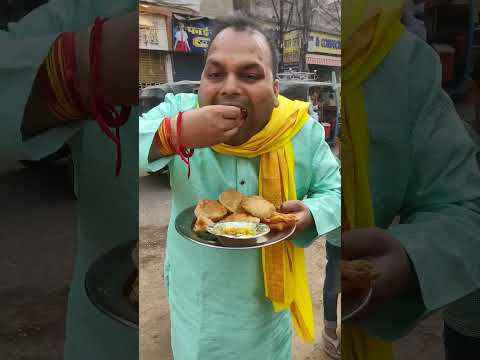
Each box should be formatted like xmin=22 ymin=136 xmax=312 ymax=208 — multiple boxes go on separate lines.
xmin=342 ymin=1 xmax=406 ymax=359
xmin=213 ymin=95 xmax=315 ymax=341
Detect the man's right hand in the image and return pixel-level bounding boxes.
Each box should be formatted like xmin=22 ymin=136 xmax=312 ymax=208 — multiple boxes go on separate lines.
xmin=180 ymin=105 xmax=246 ymax=148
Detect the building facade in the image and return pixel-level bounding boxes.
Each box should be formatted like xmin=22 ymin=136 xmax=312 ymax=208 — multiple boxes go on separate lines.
xmin=232 ymin=0 xmax=341 ymax=78
xmin=139 ymin=0 xmax=233 ymax=86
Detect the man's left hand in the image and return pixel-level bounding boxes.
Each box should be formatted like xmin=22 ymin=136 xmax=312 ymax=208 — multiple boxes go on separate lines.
xmin=280 ymin=200 xmax=313 ymax=231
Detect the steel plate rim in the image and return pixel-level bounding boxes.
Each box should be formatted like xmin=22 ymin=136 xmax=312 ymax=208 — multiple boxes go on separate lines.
xmin=175 ymin=206 xmax=296 ymax=250
xmin=84 ymin=241 xmax=139 ymax=330
xmin=341 ymin=286 xmax=373 ymax=321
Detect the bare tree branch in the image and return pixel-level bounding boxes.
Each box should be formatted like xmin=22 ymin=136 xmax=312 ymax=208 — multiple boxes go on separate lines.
xmin=285 ymin=0 xmax=295 ymax=30
xmin=270 ymin=0 xmax=280 ymax=23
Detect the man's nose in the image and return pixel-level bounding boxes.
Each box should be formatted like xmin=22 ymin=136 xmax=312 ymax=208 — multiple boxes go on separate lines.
xmin=220 ymin=73 xmax=241 ymax=96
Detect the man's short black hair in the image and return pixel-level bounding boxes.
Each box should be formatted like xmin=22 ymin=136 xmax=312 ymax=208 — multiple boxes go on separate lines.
xmin=206 ymin=14 xmax=279 ymax=79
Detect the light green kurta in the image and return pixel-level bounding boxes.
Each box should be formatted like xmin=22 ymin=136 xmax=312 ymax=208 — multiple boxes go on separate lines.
xmin=358 ymin=30 xmax=480 ymax=340
xmin=443 ymin=123 xmax=480 ymax=338
xmin=1 ymin=1 xmax=138 ymax=359
xmin=139 ymin=93 xmax=341 ymax=359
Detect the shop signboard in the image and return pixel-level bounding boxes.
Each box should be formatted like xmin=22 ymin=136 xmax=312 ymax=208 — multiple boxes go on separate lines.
xmin=172 ymin=14 xmax=212 ymax=54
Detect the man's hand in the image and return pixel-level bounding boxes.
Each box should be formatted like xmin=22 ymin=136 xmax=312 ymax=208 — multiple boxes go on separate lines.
xmin=76 ymin=12 xmax=138 ymax=108
xmin=280 ymin=200 xmax=314 ymax=232
xmin=180 ymin=105 xmax=246 ymax=148
xmin=342 ymin=228 xmax=418 ymax=319
xmin=22 ymin=12 xmax=138 ymax=139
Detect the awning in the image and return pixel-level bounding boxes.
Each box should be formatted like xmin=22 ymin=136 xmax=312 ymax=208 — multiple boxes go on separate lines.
xmin=306 ymin=54 xmax=341 ymax=67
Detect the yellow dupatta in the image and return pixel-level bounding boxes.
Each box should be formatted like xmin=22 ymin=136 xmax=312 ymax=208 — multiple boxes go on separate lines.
xmin=213 ymin=95 xmax=315 ymax=341
xmin=342 ymin=1 xmax=406 ymax=359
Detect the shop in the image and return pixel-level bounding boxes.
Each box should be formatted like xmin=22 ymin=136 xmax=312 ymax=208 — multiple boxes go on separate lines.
xmin=282 ymin=30 xmax=301 ymax=72
xmin=307 ymin=31 xmax=341 ymax=81
xmin=306 ymin=54 xmax=341 ymax=82
xmin=139 ymin=12 xmax=173 ymax=88
xmin=171 ymin=13 xmax=213 ymax=81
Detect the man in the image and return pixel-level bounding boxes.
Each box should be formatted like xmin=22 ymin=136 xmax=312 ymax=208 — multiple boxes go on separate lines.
xmin=442 ymin=95 xmax=480 ymax=359
xmin=139 ymin=15 xmax=341 ymax=360
xmin=341 ymin=1 xmax=480 ymax=359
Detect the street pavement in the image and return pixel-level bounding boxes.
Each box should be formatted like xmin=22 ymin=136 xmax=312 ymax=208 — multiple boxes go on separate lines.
xmin=0 ymin=160 xmax=75 ymax=360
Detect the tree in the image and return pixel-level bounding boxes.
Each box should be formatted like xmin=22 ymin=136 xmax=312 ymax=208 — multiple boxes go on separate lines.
xmin=271 ymin=0 xmax=340 ymax=72
xmin=311 ymin=0 xmax=340 ymax=34
xmin=269 ymin=0 xmax=296 ymax=72
xmin=233 ymin=0 xmax=340 ymax=73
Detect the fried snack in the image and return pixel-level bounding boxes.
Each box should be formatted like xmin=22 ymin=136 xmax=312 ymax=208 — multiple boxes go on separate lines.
xmin=267 ymin=222 xmax=289 ymax=232
xmin=194 ymin=200 xmax=229 ymax=221
xmin=131 ymin=241 xmax=139 ymax=268
xmin=219 ymin=190 xmax=245 ymax=213
xmin=219 ymin=212 xmax=261 ymax=223
xmin=263 ymin=212 xmax=297 ymax=232
xmin=128 ymin=274 xmax=139 ymax=306
xmin=240 ymin=196 xmax=276 ymax=220
xmin=193 ymin=215 xmax=214 ymax=233
xmin=341 ymin=260 xmax=380 ymax=295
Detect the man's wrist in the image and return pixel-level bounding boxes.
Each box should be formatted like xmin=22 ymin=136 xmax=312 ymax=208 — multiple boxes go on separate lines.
xmin=74 ymin=28 xmax=93 ymax=113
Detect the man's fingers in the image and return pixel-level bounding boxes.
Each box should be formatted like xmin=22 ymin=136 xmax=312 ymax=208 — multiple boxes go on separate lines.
xmin=212 ymin=105 xmax=242 ymax=119
xmin=342 ymin=228 xmax=389 ymax=260
xmin=222 ymin=126 xmax=242 ymax=141
xmin=280 ymin=200 xmax=303 ymax=213
xmin=218 ymin=117 xmax=241 ymax=130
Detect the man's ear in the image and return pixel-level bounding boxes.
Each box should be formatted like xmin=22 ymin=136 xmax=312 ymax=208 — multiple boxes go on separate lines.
xmin=273 ymin=79 xmax=280 ymax=107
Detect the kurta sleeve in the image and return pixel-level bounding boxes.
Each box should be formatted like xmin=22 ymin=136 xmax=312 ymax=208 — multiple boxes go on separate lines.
xmin=363 ymin=41 xmax=480 ymax=340
xmin=139 ymin=92 xmax=198 ymax=173
xmin=293 ymin=120 xmax=342 ymax=248
xmin=0 ymin=1 xmax=89 ymax=166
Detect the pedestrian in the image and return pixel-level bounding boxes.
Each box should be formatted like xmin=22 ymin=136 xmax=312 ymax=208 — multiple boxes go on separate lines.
xmin=322 ymin=228 xmax=341 ymax=359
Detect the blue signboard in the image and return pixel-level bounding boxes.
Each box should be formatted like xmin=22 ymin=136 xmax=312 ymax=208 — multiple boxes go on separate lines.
xmin=172 ymin=14 xmax=212 ymax=54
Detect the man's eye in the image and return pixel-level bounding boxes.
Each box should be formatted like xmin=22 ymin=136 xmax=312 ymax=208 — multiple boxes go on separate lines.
xmin=243 ymin=74 xmax=259 ymax=80
xmin=208 ymin=73 xmax=222 ymax=79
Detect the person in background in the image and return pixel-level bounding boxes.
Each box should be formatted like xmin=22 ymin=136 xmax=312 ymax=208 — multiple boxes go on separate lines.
xmin=309 ymin=89 xmax=320 ymax=121
xmin=402 ymin=0 xmax=427 ymax=41
xmin=322 ymin=228 xmax=341 ymax=359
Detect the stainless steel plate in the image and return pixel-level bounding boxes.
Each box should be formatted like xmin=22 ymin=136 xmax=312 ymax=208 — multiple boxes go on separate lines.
xmin=85 ymin=241 xmax=138 ymax=329
xmin=341 ymin=286 xmax=373 ymax=321
xmin=175 ymin=206 xmax=296 ymax=250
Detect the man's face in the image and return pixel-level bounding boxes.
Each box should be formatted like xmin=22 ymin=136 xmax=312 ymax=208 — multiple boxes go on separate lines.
xmin=198 ymin=28 xmax=280 ymax=146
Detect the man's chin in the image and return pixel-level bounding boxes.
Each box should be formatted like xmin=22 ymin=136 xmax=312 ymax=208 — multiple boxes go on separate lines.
xmin=223 ymin=138 xmax=246 ymax=147
xmin=224 ymin=133 xmax=250 ymax=147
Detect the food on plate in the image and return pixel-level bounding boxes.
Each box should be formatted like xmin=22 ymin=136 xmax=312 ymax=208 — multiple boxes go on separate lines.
xmin=125 ymin=242 xmax=139 ymax=307
xmin=240 ymin=195 xmax=276 ymax=220
xmin=221 ymin=227 xmax=257 ymax=237
xmin=128 ymin=273 xmax=139 ymax=306
xmin=194 ymin=200 xmax=229 ymax=221
xmin=219 ymin=212 xmax=260 ymax=223
xmin=263 ymin=212 xmax=297 ymax=231
xmin=193 ymin=215 xmax=214 ymax=233
xmin=341 ymin=259 xmax=380 ymax=295
xmin=219 ymin=190 xmax=245 ymax=213
xmin=191 ymin=192 xmax=297 ymax=235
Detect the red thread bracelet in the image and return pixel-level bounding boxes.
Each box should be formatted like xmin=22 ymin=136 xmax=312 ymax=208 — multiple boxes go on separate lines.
xmin=62 ymin=32 xmax=88 ymax=115
xmin=89 ymin=17 xmax=131 ymax=176
xmin=175 ymin=112 xmax=194 ymax=178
